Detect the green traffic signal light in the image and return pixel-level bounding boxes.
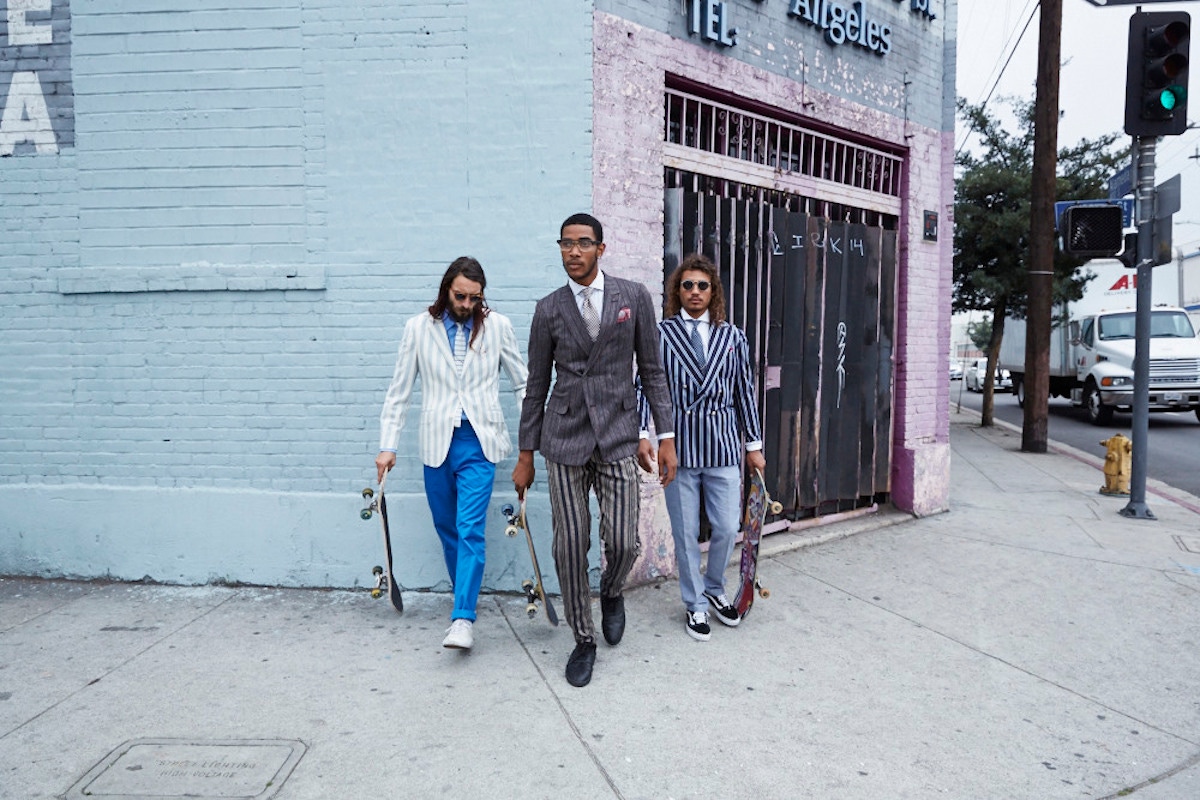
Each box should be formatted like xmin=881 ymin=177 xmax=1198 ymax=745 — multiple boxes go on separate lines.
xmin=1126 ymin=11 xmax=1191 ymax=136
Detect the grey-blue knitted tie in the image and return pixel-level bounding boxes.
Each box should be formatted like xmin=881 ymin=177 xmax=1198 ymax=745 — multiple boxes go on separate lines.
xmin=581 ymin=287 xmax=600 ymax=341
xmin=689 ymin=319 xmax=706 ymax=366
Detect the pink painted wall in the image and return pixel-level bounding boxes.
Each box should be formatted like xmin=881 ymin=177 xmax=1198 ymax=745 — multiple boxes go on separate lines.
xmin=590 ymin=13 xmax=952 ymax=584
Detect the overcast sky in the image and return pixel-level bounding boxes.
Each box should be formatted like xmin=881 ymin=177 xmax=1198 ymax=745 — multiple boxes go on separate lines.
xmin=956 ymin=0 xmax=1200 ymax=252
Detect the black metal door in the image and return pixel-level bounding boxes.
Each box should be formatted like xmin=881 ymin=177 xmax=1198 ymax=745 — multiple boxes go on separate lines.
xmin=664 ymin=188 xmax=897 ymax=518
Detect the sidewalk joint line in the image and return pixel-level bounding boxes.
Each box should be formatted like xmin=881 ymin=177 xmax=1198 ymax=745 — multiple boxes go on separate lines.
xmin=493 ymin=597 xmax=626 ymax=800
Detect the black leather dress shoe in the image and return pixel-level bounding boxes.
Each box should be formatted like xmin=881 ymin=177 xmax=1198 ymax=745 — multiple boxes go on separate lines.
xmin=600 ymin=594 xmax=625 ymax=645
xmin=566 ymin=641 xmax=597 ymax=687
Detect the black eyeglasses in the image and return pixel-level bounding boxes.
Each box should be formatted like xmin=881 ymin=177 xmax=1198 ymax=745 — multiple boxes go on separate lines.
xmin=557 ymin=238 xmax=600 ymax=252
xmin=681 ymin=280 xmax=711 ymax=291
xmin=453 ymin=292 xmax=484 ymax=305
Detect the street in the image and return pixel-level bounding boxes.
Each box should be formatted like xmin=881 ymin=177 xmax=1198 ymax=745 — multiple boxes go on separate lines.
xmin=950 ymin=378 xmax=1200 ymax=499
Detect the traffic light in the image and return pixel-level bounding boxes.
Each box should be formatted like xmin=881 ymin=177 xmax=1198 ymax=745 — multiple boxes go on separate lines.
xmin=1061 ymin=204 xmax=1124 ymax=258
xmin=1125 ymin=11 xmax=1190 ymax=137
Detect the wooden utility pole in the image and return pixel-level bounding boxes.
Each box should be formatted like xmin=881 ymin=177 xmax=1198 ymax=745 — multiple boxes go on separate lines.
xmin=1022 ymin=0 xmax=1063 ymax=454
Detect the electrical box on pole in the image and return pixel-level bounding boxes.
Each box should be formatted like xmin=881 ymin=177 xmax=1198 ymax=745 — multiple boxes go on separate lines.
xmin=1125 ymin=11 xmax=1191 ymax=137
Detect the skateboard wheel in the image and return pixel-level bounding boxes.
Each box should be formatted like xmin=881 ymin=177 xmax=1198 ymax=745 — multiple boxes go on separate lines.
xmin=525 ymin=603 xmax=537 ymax=618
xmin=372 ymin=566 xmax=383 ymax=576
xmin=362 ymin=488 xmax=374 ymax=499
xmin=768 ymin=501 xmax=783 ymax=515
xmin=370 ymin=588 xmax=383 ymax=599
xmin=505 ymin=524 xmax=519 ymax=537
xmin=759 ymin=586 xmax=770 ymax=598
xmin=500 ymin=503 xmax=514 ymax=516
xmin=360 ymin=508 xmax=373 ymax=520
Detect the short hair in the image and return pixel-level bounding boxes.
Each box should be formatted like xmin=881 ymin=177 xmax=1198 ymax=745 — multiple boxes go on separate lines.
xmin=428 ymin=256 xmax=489 ymax=343
xmin=664 ymin=253 xmax=727 ymax=326
xmin=560 ymin=213 xmax=603 ymax=243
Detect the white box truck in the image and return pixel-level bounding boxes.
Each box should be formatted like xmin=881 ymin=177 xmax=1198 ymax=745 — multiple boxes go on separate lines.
xmin=998 ymin=259 xmax=1200 ymax=425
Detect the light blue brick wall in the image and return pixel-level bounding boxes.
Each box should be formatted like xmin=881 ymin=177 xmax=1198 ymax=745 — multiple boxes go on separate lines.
xmin=0 ymin=0 xmax=593 ymax=589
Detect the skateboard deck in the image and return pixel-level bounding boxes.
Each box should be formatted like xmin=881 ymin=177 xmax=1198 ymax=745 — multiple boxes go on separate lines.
xmin=733 ymin=469 xmax=782 ymax=619
xmin=360 ymin=475 xmax=403 ymax=613
xmin=500 ymin=499 xmax=559 ymax=626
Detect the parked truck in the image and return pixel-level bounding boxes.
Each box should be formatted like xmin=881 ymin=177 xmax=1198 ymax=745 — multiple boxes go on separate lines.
xmin=998 ymin=259 xmax=1200 ymax=425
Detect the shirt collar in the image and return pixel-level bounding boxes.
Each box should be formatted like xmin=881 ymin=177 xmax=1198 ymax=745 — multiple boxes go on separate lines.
xmin=681 ymin=309 xmax=712 ymax=325
xmin=569 ymin=270 xmax=605 ymax=297
xmin=442 ymin=311 xmax=473 ymax=332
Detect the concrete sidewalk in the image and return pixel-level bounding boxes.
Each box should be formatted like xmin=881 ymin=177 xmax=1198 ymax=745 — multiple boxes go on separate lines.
xmin=3 ymin=409 xmax=1200 ymax=799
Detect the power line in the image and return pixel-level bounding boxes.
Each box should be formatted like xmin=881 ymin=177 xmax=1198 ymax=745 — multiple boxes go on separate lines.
xmin=956 ymin=0 xmax=1041 ymax=156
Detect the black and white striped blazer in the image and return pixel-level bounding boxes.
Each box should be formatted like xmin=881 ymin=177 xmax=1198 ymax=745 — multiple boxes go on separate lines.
xmin=640 ymin=314 xmax=763 ymax=469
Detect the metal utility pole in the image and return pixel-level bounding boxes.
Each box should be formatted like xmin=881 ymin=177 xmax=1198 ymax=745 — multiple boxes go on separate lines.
xmin=1120 ymin=138 xmax=1157 ymax=520
xmin=1022 ymin=0 xmax=1063 ymax=454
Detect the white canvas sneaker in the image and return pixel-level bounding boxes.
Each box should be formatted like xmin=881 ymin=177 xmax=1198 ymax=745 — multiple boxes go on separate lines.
xmin=442 ymin=619 xmax=473 ymax=650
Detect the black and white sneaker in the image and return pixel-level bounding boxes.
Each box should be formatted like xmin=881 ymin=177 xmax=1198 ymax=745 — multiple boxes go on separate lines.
xmin=686 ymin=610 xmax=711 ymax=641
xmin=704 ymin=591 xmax=741 ymax=627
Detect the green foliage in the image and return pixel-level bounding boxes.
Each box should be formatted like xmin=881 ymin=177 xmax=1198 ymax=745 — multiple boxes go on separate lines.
xmin=953 ymin=96 xmax=1128 ymax=320
xmin=967 ymin=319 xmax=993 ymax=354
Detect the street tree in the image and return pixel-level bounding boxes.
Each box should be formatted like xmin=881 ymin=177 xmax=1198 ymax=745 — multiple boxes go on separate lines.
xmin=953 ymin=96 xmax=1126 ymax=426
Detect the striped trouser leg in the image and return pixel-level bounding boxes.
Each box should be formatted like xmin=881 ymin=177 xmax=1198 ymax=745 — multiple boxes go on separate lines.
xmin=546 ymin=458 xmax=596 ymax=644
xmin=594 ymin=455 xmax=641 ymax=600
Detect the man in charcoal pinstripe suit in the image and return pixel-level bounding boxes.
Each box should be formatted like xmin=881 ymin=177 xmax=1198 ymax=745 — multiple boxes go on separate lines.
xmin=377 ymin=257 xmax=528 ymax=651
xmin=638 ymin=253 xmax=765 ymax=641
xmin=513 ymin=213 xmax=677 ymax=688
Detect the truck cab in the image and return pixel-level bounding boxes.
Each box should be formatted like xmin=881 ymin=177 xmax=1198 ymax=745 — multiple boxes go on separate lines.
xmin=1071 ymin=307 xmax=1200 ymax=424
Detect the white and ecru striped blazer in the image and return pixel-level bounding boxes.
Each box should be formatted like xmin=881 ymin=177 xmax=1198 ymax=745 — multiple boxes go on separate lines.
xmin=379 ymin=310 xmax=528 ymax=467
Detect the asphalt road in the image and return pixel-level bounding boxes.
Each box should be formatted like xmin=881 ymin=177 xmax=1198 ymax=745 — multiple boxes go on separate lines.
xmin=950 ymin=378 xmax=1200 ymax=499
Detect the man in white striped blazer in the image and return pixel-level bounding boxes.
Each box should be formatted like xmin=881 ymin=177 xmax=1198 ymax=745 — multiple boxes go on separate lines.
xmin=638 ymin=253 xmax=765 ymax=641
xmin=376 ymin=257 xmax=528 ymax=650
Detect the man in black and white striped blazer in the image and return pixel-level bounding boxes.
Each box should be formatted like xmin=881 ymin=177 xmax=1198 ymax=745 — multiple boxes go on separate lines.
xmin=638 ymin=253 xmax=765 ymax=642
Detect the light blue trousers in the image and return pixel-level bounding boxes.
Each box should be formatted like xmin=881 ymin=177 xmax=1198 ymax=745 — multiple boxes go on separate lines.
xmin=423 ymin=421 xmax=496 ymax=622
xmin=663 ymin=465 xmax=741 ymax=613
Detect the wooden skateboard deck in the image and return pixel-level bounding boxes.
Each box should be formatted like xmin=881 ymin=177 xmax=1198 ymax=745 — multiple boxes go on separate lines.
xmin=733 ymin=469 xmax=782 ymax=619
xmin=360 ymin=475 xmax=403 ymax=613
xmin=500 ymin=499 xmax=559 ymax=626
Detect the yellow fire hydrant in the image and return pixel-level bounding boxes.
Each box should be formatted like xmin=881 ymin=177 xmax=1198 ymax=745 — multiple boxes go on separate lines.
xmin=1099 ymin=433 xmax=1133 ymax=496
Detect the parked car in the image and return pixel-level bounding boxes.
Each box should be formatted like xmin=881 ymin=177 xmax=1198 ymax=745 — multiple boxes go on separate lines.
xmin=949 ymin=361 xmax=963 ymax=381
xmin=965 ymin=357 xmax=1012 ymax=393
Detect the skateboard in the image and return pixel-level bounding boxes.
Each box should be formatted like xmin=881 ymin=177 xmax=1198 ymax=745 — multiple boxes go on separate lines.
xmin=500 ymin=499 xmax=559 ymax=626
xmin=360 ymin=475 xmax=403 ymax=613
xmin=733 ymin=469 xmax=783 ymax=619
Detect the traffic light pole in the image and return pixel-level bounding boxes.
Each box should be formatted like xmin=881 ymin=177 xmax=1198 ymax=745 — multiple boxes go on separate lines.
xmin=1120 ymin=135 xmax=1156 ymax=521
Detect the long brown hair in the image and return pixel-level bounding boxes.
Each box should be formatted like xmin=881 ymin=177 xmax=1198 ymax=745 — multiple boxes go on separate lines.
xmin=664 ymin=253 xmax=726 ymax=326
xmin=428 ymin=256 xmax=489 ymax=345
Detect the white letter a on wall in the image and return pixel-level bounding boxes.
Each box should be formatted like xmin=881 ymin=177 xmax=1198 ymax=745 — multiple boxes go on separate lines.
xmin=0 ymin=71 xmax=59 ymax=157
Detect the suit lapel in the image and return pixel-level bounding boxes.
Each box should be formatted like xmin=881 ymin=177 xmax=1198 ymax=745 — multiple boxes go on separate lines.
xmin=427 ymin=314 xmax=456 ymax=371
xmin=695 ymin=323 xmax=734 ymax=396
xmin=663 ymin=316 xmax=705 ymax=381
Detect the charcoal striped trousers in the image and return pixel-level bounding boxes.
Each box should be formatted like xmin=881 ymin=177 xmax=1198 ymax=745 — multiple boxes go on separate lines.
xmin=545 ymin=454 xmax=641 ymax=644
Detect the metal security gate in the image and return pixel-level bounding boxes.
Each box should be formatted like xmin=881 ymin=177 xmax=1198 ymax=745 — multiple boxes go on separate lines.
xmin=664 ymin=187 xmax=897 ymax=519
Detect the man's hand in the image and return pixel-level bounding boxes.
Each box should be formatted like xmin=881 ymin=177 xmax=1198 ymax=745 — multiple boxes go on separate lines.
xmin=375 ymin=451 xmax=396 ymax=484
xmin=657 ymin=438 xmax=678 ymax=487
xmin=746 ymin=450 xmax=766 ymax=477
xmin=636 ymin=438 xmax=656 ymax=473
xmin=512 ymin=450 xmax=536 ymax=499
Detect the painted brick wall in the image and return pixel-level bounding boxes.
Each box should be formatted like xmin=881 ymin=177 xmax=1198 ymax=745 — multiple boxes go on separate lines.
xmin=0 ymin=0 xmax=594 ymax=587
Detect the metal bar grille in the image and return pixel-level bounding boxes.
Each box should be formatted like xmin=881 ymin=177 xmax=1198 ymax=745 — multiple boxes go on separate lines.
xmin=665 ymin=88 xmax=903 ymax=199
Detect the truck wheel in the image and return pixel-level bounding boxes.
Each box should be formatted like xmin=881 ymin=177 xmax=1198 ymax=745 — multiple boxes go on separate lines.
xmin=1013 ymin=376 xmax=1024 ymax=408
xmin=1084 ymin=382 xmax=1114 ymax=426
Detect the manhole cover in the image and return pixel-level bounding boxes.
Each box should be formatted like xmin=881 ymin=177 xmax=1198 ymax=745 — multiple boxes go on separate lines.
xmin=64 ymin=739 xmax=306 ymax=799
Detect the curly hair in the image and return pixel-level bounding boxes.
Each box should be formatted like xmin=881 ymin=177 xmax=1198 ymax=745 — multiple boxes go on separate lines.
xmin=664 ymin=253 xmax=726 ymax=326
